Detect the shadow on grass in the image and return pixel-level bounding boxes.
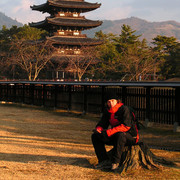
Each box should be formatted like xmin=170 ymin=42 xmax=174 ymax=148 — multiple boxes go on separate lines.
xmin=0 ymin=152 xmax=92 ymax=168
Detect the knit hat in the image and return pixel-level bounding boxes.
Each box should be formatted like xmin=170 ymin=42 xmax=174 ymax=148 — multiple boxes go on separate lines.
xmin=105 ymin=92 xmax=118 ymax=102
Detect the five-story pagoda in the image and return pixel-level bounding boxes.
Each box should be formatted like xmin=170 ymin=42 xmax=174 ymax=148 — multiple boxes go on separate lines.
xmin=30 ymin=0 xmax=102 ymax=58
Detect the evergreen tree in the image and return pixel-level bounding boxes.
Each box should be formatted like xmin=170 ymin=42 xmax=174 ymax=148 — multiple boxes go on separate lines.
xmin=94 ymin=31 xmax=120 ymax=79
xmin=152 ymin=35 xmax=179 ymax=79
xmin=94 ymin=25 xmax=159 ymax=81
xmin=113 ymin=24 xmax=141 ymax=51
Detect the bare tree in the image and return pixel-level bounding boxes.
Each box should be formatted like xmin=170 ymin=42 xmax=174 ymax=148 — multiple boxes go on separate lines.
xmin=64 ymin=46 xmax=99 ymax=81
xmin=119 ymin=44 xmax=159 ymax=81
xmin=9 ymin=39 xmax=55 ymax=81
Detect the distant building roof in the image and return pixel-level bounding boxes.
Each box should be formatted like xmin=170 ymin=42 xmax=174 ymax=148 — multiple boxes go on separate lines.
xmin=31 ymin=0 xmax=101 ymax=13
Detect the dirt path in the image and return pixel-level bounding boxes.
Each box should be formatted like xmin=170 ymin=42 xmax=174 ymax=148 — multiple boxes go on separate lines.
xmin=0 ymin=103 xmax=179 ymax=180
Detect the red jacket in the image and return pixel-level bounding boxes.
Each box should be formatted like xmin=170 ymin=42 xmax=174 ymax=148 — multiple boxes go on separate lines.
xmin=96 ymin=103 xmax=139 ymax=143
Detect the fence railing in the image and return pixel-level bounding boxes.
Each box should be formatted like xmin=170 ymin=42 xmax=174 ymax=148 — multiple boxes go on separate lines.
xmin=0 ymin=81 xmax=179 ymax=126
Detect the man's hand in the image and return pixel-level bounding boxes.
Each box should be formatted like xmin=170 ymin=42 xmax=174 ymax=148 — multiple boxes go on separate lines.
xmin=92 ymin=129 xmax=101 ymax=134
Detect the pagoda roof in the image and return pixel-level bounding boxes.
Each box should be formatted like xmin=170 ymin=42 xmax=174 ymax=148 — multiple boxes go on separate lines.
xmin=30 ymin=17 xmax=102 ymax=30
xmin=47 ymin=36 xmax=103 ymax=46
xmin=31 ymin=0 xmax=101 ymax=13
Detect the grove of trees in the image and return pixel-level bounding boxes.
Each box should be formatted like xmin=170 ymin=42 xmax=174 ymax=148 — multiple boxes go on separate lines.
xmin=0 ymin=24 xmax=179 ymax=81
xmin=93 ymin=25 xmax=180 ymax=81
xmin=0 ymin=25 xmax=54 ymax=81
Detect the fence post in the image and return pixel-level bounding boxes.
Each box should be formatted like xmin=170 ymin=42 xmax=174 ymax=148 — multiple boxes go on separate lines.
xmin=13 ymin=83 xmax=16 ymax=102
xmin=42 ymin=84 xmax=46 ymax=107
xmin=22 ymin=84 xmax=25 ymax=104
xmin=83 ymin=85 xmax=87 ymax=114
xmin=101 ymin=86 xmax=105 ymax=114
xmin=30 ymin=84 xmax=35 ymax=105
xmin=145 ymin=87 xmax=153 ymax=127
xmin=68 ymin=85 xmax=72 ymax=111
xmin=0 ymin=84 xmax=1 ymax=100
xmin=54 ymin=85 xmax=58 ymax=109
xmin=174 ymin=87 xmax=180 ymax=132
xmin=122 ymin=86 xmax=127 ymax=104
xmin=6 ymin=84 xmax=9 ymax=101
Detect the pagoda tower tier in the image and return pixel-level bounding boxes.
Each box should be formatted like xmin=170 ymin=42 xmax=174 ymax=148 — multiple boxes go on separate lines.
xmin=30 ymin=0 xmax=102 ymax=60
xmin=29 ymin=17 xmax=102 ymax=31
xmin=31 ymin=0 xmax=101 ymax=14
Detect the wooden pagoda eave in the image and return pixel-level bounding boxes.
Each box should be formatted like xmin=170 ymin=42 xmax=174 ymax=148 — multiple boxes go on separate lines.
xmin=48 ymin=17 xmax=102 ymax=27
xmin=47 ymin=36 xmax=103 ymax=46
xmin=29 ymin=20 xmax=47 ymax=28
xmin=29 ymin=17 xmax=102 ymax=29
xmin=30 ymin=3 xmax=49 ymax=13
xmin=31 ymin=0 xmax=101 ymax=13
xmin=48 ymin=0 xmax=101 ymax=10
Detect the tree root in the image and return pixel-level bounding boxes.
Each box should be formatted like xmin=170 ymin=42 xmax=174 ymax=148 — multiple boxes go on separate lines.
xmin=108 ymin=142 xmax=176 ymax=173
xmin=90 ymin=141 xmax=176 ymax=173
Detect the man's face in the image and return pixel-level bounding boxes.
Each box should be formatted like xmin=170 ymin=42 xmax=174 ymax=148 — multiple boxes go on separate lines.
xmin=107 ymin=99 xmax=117 ymax=108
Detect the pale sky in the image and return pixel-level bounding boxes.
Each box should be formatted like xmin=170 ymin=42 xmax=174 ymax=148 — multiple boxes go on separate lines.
xmin=0 ymin=0 xmax=180 ymax=24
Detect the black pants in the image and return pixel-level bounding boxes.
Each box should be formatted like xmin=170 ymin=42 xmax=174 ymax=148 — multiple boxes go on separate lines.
xmin=91 ymin=132 xmax=136 ymax=163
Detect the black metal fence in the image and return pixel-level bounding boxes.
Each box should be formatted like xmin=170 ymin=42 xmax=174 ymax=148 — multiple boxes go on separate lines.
xmin=0 ymin=81 xmax=180 ymax=125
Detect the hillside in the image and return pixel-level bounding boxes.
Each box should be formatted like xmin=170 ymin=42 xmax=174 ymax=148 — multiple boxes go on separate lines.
xmin=84 ymin=17 xmax=180 ymax=44
xmin=0 ymin=12 xmax=23 ymax=29
xmin=1 ymin=12 xmax=180 ymax=44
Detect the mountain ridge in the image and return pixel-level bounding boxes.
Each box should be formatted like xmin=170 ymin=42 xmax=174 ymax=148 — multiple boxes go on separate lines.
xmin=0 ymin=12 xmax=23 ymax=29
xmin=84 ymin=17 xmax=180 ymax=44
xmin=0 ymin=13 xmax=180 ymax=44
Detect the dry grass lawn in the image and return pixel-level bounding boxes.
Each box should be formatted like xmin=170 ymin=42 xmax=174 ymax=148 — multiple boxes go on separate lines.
xmin=0 ymin=103 xmax=179 ymax=180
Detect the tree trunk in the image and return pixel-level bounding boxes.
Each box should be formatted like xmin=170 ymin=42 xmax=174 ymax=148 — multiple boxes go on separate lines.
xmin=89 ymin=142 xmax=176 ymax=173
xmin=109 ymin=142 xmax=158 ymax=173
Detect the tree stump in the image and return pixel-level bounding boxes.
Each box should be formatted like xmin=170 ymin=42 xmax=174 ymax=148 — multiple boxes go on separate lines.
xmin=89 ymin=142 xmax=176 ymax=173
xmin=109 ymin=142 xmax=158 ymax=173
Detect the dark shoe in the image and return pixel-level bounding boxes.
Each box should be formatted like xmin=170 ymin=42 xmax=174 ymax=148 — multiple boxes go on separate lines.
xmin=111 ymin=163 xmax=119 ymax=170
xmin=95 ymin=160 xmax=112 ymax=169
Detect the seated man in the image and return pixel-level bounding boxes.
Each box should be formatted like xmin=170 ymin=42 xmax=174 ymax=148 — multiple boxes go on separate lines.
xmin=91 ymin=92 xmax=139 ymax=170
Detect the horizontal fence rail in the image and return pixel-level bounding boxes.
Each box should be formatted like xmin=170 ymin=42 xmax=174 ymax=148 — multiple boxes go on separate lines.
xmin=0 ymin=81 xmax=180 ymax=126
